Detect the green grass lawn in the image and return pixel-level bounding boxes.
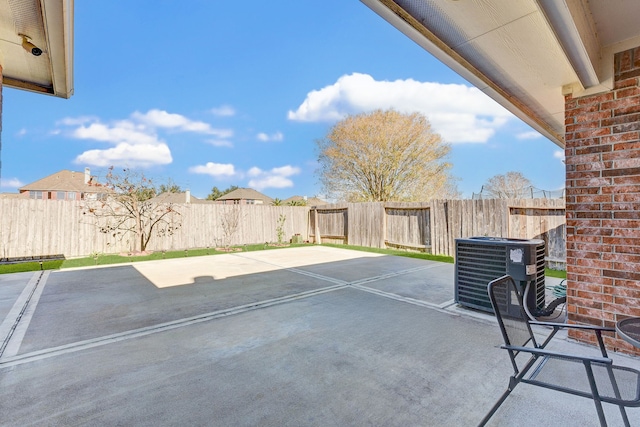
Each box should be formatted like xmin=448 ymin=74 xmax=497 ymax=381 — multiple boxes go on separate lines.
xmin=321 ymin=243 xmax=455 ymax=263
xmin=0 ymin=244 xmax=308 ymax=274
xmin=322 ymin=244 xmax=567 ymax=279
xmin=60 ymin=243 xmax=310 ymax=269
xmin=0 ymin=260 xmax=66 ymax=274
xmin=544 ymin=268 xmax=567 ymax=279
xmin=0 ymin=242 xmax=566 ymax=280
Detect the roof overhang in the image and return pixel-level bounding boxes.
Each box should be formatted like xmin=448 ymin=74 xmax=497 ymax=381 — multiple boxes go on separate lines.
xmin=0 ymin=0 xmax=74 ymax=98
xmin=361 ymin=0 xmax=640 ymax=148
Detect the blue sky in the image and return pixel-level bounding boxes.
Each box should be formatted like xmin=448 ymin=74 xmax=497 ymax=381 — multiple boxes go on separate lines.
xmin=0 ymin=1 xmax=565 ymax=200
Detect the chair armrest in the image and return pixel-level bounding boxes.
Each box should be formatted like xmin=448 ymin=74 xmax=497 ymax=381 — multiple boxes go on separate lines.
xmin=501 ymin=345 xmax=613 ymax=365
xmin=530 ymin=321 xmax=616 ymax=333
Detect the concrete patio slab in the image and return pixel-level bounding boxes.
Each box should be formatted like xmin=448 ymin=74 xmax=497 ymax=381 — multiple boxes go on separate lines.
xmin=0 ymin=246 xmax=638 ymax=426
xmin=17 ymin=265 xmax=339 ymax=354
xmin=358 ymin=261 xmax=455 ymax=307
xmin=0 ymin=271 xmax=35 ymax=321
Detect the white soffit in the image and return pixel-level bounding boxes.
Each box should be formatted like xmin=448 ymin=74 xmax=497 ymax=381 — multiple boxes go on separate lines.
xmin=361 ymin=0 xmax=640 ymax=148
xmin=0 ymin=0 xmax=74 ymax=98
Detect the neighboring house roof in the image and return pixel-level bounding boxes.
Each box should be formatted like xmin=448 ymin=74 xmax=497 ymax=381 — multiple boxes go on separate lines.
xmin=0 ymin=0 xmax=74 ymax=98
xmin=363 ymin=0 xmax=640 ymax=148
xmin=19 ymin=169 xmax=103 ymax=193
xmin=216 ymin=188 xmax=273 ymax=203
xmin=283 ymin=195 xmax=328 ymax=206
xmin=150 ymin=191 xmax=213 ymax=204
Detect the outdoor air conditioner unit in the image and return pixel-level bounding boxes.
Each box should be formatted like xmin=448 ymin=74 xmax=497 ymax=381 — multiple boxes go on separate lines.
xmin=454 ymin=237 xmax=546 ymax=314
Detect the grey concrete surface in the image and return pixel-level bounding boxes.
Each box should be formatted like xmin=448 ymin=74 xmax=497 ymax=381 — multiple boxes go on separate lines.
xmin=0 ymin=246 xmax=638 ymax=426
xmin=0 ymin=271 xmax=34 ymax=321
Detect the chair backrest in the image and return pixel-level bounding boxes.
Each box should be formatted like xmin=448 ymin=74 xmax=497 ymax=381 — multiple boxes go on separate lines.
xmin=488 ymin=275 xmax=538 ymax=360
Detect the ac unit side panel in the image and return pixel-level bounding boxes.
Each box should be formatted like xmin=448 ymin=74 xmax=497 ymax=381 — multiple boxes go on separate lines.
xmin=455 ymin=243 xmax=507 ymax=312
xmin=534 ymin=243 xmax=546 ymax=309
xmin=454 ymin=239 xmax=547 ymax=314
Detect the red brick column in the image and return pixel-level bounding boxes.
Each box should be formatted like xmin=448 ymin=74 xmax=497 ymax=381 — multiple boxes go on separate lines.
xmin=565 ymin=46 xmax=640 ymax=354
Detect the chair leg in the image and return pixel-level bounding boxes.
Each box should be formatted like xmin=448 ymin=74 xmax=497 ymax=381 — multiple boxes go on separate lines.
xmin=604 ymin=365 xmax=631 ymax=427
xmin=618 ymin=406 xmax=631 ymax=427
xmin=584 ymin=362 xmax=608 ymax=427
xmin=477 ymin=378 xmax=517 ymax=427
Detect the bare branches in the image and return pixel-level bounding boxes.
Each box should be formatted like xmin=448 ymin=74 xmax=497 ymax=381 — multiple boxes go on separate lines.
xmin=482 ymin=171 xmax=533 ymax=199
xmin=219 ymin=205 xmax=243 ymax=249
xmin=316 ymin=109 xmax=459 ymax=202
xmin=81 ymin=167 xmax=182 ymax=253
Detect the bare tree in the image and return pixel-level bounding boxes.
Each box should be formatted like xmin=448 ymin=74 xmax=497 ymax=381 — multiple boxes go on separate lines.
xmin=82 ymin=167 xmax=181 ymax=253
xmin=219 ymin=205 xmax=243 ymax=249
xmin=316 ymin=109 xmax=459 ymax=202
xmin=482 ymin=171 xmax=533 ymax=199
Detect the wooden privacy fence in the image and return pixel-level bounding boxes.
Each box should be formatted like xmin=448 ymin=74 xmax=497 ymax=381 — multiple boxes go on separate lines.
xmin=0 ymin=198 xmax=566 ymax=265
xmin=310 ymin=198 xmax=566 ymax=265
xmin=0 ymin=199 xmax=310 ymax=260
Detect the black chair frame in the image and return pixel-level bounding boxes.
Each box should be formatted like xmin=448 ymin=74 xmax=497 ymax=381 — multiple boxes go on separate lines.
xmin=479 ymin=275 xmax=640 ymax=427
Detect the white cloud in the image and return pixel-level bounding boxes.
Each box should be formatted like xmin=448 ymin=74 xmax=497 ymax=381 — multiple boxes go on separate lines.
xmin=517 ymin=131 xmax=543 ymax=140
xmin=211 ymin=105 xmax=236 ymax=117
xmin=73 ymin=121 xmax=160 ymax=146
xmin=188 ymin=163 xmax=300 ymax=189
xmin=76 ymin=143 xmax=172 ymax=168
xmin=206 ymin=139 xmax=234 ymax=148
xmin=189 ymin=162 xmax=236 ymax=177
xmin=247 ymin=166 xmax=263 ymax=177
xmin=132 ymin=109 xmax=233 ymax=138
xmin=553 ymin=150 xmax=565 ymax=163
xmin=247 ymin=165 xmax=300 ymax=190
xmin=58 ymin=116 xmax=99 ymax=126
xmin=271 ymin=165 xmax=299 ymax=176
xmin=257 ymin=131 xmax=284 ymax=142
xmin=67 ymin=118 xmax=170 ymax=167
xmin=288 ymin=73 xmax=513 ymax=143
xmin=60 ymin=109 xmax=235 ymax=168
xmin=249 ymin=175 xmax=294 ymax=190
xmin=0 ymin=178 xmax=24 ymax=189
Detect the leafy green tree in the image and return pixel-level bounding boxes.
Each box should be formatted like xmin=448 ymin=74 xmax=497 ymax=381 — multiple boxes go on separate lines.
xmin=271 ymin=198 xmax=283 ymax=206
xmin=157 ymin=181 xmax=182 ymax=194
xmin=287 ymin=199 xmax=307 ymax=206
xmin=207 ymin=185 xmax=239 ymax=201
xmin=316 ymin=109 xmax=459 ymax=202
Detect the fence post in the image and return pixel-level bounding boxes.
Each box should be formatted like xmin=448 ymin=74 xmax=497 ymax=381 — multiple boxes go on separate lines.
xmin=381 ymin=203 xmax=387 ymax=249
xmin=313 ymin=208 xmax=322 ymax=244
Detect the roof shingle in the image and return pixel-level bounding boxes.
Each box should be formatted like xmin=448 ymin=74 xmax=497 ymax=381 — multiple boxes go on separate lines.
xmin=19 ymin=169 xmax=104 ymax=193
xmin=216 ymin=188 xmax=273 ymax=203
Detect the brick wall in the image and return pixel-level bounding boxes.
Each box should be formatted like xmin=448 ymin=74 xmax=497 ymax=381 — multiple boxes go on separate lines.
xmin=565 ymin=46 xmax=640 ymax=354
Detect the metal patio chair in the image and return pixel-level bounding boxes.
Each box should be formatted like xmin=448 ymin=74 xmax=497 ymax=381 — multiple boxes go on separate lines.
xmin=478 ymin=275 xmax=640 ymax=427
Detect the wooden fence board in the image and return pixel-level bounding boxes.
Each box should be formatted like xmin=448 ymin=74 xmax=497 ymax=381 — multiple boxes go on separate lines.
xmin=315 ymin=199 xmax=566 ymax=265
xmin=0 ymin=199 xmax=566 ymax=266
xmin=0 ymin=200 xmax=311 ymax=259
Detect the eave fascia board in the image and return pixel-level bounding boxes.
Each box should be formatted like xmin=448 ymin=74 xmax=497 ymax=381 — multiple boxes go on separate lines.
xmin=3 ymin=76 xmax=53 ymax=95
xmin=40 ymin=0 xmax=74 ymax=98
xmin=360 ymin=0 xmax=564 ymax=147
